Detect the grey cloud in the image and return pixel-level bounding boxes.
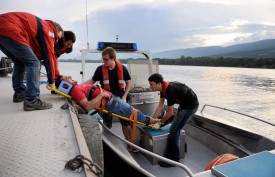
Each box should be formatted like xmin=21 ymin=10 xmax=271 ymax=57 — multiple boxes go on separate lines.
xmin=234 ymin=30 xmax=275 ymax=43
xmin=1 ymin=0 xmax=275 ymax=59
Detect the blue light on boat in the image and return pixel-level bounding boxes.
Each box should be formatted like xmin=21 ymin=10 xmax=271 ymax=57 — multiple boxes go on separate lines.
xmin=97 ymin=42 xmax=138 ymax=51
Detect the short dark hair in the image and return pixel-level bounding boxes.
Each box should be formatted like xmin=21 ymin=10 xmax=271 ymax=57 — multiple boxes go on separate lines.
xmin=64 ymin=31 xmax=76 ymax=43
xmin=102 ymin=47 xmax=116 ymax=60
xmin=55 ymin=75 xmax=63 ymax=88
xmin=148 ymin=73 xmax=164 ymax=84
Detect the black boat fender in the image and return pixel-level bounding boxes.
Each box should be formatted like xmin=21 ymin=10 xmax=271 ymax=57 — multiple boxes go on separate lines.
xmin=78 ymin=114 xmax=104 ymax=170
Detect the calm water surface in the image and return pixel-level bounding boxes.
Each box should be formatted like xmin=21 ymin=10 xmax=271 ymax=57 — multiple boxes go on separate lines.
xmin=59 ymin=62 xmax=275 ymax=141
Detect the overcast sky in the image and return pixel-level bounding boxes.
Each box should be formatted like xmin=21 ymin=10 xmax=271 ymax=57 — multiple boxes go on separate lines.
xmin=1 ymin=0 xmax=275 ymax=59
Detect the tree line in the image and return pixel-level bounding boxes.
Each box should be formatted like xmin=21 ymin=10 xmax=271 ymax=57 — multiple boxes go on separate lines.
xmin=153 ymin=56 xmax=275 ymax=69
xmin=60 ymin=56 xmax=275 ymax=69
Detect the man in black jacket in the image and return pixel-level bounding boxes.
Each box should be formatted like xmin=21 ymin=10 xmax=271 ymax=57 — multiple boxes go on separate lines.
xmin=148 ymin=73 xmax=199 ymax=167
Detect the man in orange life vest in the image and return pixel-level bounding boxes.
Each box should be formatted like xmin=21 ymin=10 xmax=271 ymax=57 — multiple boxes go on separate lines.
xmin=148 ymin=73 xmax=199 ymax=167
xmin=0 ymin=12 xmax=63 ymax=111
xmin=84 ymin=47 xmax=133 ymax=150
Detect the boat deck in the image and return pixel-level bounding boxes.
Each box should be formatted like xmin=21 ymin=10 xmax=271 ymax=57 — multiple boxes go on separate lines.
xmin=104 ymin=121 xmax=217 ymax=177
xmin=0 ymin=76 xmax=93 ymax=177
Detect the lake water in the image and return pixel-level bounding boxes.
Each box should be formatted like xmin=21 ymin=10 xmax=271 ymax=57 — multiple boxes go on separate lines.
xmin=58 ymin=62 xmax=275 ymax=141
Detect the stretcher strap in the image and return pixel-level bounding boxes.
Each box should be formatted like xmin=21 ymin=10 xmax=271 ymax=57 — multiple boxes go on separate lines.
xmin=106 ymin=98 xmax=117 ymax=120
xmin=98 ymin=87 xmax=107 ymax=111
xmin=129 ymin=108 xmax=138 ymax=143
xmin=99 ymin=109 xmax=151 ymax=127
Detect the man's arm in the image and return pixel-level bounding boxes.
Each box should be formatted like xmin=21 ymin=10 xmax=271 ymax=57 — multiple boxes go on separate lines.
xmin=152 ymin=97 xmax=165 ymax=118
xmin=83 ymin=66 xmax=101 ymax=84
xmin=78 ymin=92 xmax=110 ymax=112
xmin=83 ymin=79 xmax=95 ymax=85
xmin=122 ymin=80 xmax=131 ymax=101
xmin=159 ymin=105 xmax=174 ymax=124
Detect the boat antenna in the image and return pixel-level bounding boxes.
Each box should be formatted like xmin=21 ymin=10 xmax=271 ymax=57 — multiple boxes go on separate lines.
xmin=116 ymin=35 xmax=119 ymax=42
xmin=85 ymin=0 xmax=89 ymax=49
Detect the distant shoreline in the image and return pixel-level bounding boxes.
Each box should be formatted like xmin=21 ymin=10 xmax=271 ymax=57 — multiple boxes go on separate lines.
xmin=60 ymin=57 xmax=275 ymax=69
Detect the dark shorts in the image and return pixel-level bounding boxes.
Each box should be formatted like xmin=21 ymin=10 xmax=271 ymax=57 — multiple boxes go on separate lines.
xmin=105 ymin=96 xmax=147 ymax=126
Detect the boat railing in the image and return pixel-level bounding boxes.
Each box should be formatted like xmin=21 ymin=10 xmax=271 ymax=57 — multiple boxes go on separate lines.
xmin=200 ymin=104 xmax=275 ymax=126
xmin=92 ymin=113 xmax=194 ymax=177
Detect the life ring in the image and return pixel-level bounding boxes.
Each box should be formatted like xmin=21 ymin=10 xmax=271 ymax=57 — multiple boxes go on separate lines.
xmin=205 ymin=153 xmax=239 ymax=170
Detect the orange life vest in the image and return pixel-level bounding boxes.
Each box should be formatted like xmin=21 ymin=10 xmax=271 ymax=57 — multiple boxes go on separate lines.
xmin=102 ymin=60 xmax=124 ymax=91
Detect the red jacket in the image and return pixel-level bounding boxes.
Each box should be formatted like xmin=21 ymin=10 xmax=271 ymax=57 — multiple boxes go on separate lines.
xmin=0 ymin=12 xmax=60 ymax=84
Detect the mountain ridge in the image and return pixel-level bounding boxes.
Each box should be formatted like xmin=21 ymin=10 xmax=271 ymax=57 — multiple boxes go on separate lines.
xmin=152 ymin=39 xmax=275 ymax=58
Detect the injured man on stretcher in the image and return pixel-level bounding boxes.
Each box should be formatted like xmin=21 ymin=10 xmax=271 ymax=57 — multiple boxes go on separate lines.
xmin=55 ymin=75 xmax=160 ymax=127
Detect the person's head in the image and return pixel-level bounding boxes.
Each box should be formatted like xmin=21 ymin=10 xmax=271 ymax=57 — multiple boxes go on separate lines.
xmin=45 ymin=20 xmax=63 ymax=43
xmin=51 ymin=21 xmax=64 ymax=42
xmin=55 ymin=75 xmax=77 ymax=88
xmin=148 ymin=73 xmax=164 ymax=91
xmin=102 ymin=47 xmax=116 ymax=64
xmin=63 ymin=31 xmax=76 ymax=49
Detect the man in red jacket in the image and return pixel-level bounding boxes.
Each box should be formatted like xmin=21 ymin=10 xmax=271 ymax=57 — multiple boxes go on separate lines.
xmin=0 ymin=12 xmax=63 ymax=111
xmin=54 ymin=31 xmax=76 ymax=58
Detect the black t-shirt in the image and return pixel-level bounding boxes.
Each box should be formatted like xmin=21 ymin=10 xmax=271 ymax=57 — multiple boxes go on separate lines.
xmin=92 ymin=64 xmax=131 ymax=98
xmin=161 ymin=82 xmax=199 ymax=109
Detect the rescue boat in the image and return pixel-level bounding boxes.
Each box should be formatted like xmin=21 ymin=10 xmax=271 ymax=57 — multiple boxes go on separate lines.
xmin=76 ymin=42 xmax=275 ymax=177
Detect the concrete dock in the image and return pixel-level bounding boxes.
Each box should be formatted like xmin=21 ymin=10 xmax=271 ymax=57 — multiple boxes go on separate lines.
xmin=0 ymin=76 xmax=95 ymax=177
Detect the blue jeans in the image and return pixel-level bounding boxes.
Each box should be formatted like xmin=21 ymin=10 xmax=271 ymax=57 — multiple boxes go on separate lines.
xmin=0 ymin=35 xmax=40 ymax=100
xmin=106 ymin=96 xmax=147 ymax=123
xmin=166 ymin=105 xmax=199 ymax=161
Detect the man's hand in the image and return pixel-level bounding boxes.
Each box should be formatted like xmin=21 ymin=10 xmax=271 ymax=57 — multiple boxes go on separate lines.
xmin=46 ymin=84 xmax=55 ymax=90
xmin=100 ymin=92 xmax=110 ymax=99
xmin=152 ymin=121 xmax=161 ymax=130
xmin=122 ymin=95 xmax=127 ymax=102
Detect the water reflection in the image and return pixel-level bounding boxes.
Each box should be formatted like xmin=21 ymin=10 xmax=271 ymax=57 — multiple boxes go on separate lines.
xmin=232 ymin=74 xmax=275 ymax=92
xmin=159 ymin=65 xmax=275 ymax=140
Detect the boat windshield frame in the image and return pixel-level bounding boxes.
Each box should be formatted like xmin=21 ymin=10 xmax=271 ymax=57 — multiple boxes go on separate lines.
xmin=80 ymin=48 xmax=154 ymax=83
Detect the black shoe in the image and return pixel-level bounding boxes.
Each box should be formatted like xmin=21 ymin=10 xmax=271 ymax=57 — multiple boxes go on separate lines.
xmin=127 ymin=145 xmax=139 ymax=153
xmin=159 ymin=161 xmax=175 ymax=168
xmin=23 ymin=98 xmax=53 ymax=111
xmin=13 ymin=92 xmax=25 ymax=102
